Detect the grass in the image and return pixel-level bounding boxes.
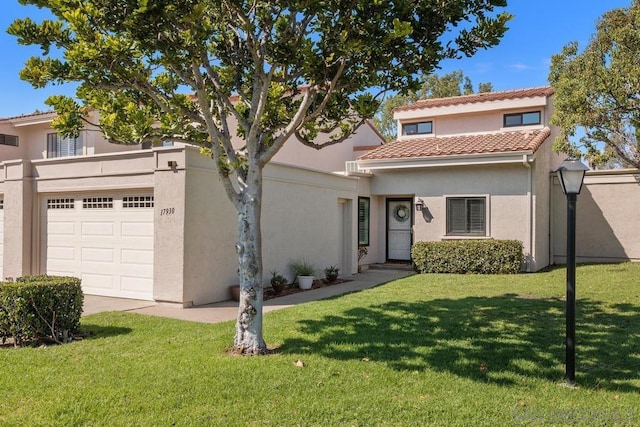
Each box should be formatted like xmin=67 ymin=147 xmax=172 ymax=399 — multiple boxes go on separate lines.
xmin=1 ymin=263 xmax=640 ymax=426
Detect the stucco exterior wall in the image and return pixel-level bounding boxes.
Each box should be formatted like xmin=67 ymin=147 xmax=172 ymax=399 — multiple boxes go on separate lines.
xmin=270 ymin=123 xmax=384 ymax=172
xmin=261 ymin=162 xmax=360 ymax=282
xmin=366 ymin=164 xmax=547 ymax=270
xmin=552 ymin=170 xmax=640 ymax=264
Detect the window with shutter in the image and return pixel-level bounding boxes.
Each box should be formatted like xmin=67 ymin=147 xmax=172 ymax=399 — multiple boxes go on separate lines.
xmin=47 ymin=132 xmax=83 ymax=158
xmin=446 ymin=197 xmax=486 ymax=236
xmin=358 ymin=197 xmax=370 ymax=246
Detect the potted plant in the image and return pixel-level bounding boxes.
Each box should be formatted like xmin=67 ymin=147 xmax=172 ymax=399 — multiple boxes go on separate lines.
xmin=289 ymin=259 xmax=315 ymax=290
xmin=358 ymin=245 xmax=368 ymax=273
xmin=324 ymin=265 xmax=340 ymax=283
xmin=270 ymin=270 xmax=288 ymax=294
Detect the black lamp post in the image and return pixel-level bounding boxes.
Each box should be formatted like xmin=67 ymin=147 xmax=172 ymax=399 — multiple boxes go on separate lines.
xmin=556 ymin=158 xmax=588 ymax=386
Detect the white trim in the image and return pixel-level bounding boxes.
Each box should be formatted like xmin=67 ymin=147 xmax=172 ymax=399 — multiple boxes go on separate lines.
xmin=393 ymin=96 xmax=549 ymax=120
xmin=358 ymin=152 xmax=535 ymax=170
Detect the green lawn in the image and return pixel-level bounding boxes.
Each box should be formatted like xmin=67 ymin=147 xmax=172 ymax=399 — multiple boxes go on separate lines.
xmin=1 ymin=263 xmax=639 ymax=426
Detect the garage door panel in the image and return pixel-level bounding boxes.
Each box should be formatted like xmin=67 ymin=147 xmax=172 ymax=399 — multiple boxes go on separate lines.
xmin=81 ymin=247 xmax=114 ymax=263
xmin=121 ymin=249 xmax=153 ymax=264
xmin=82 ymin=273 xmax=115 ymax=289
xmin=81 ymin=222 xmax=115 ymax=237
xmin=48 ymin=246 xmax=75 ymax=261
xmin=48 ymin=269 xmax=76 ymax=277
xmin=121 ymin=276 xmax=153 ymax=293
xmin=48 ymin=221 xmax=75 ymax=235
xmin=122 ymin=221 xmax=153 ymax=237
xmin=44 ymin=194 xmax=154 ymax=300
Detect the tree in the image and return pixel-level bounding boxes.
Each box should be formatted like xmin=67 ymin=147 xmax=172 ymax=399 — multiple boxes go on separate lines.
xmin=374 ymin=71 xmax=494 ymax=141
xmin=9 ymin=0 xmax=510 ymax=355
xmin=549 ymin=1 xmax=640 ymax=169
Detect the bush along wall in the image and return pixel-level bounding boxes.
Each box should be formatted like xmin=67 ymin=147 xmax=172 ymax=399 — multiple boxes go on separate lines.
xmin=412 ymin=240 xmax=524 ymax=274
xmin=0 ymin=276 xmax=83 ymax=346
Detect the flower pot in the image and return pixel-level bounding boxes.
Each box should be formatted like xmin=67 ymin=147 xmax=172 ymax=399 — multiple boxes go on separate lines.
xmin=229 ymin=285 xmax=240 ymax=301
xmin=326 ymin=274 xmax=338 ymax=283
xmin=298 ymin=275 xmax=314 ymax=290
xmin=272 ymin=283 xmax=286 ymax=294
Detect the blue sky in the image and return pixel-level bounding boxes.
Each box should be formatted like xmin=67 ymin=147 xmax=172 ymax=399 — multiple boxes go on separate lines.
xmin=0 ymin=1 xmax=633 ymax=118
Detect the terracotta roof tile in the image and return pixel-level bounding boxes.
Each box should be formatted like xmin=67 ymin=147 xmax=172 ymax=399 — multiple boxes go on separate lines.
xmin=353 ymin=144 xmax=384 ymax=152
xmin=394 ymin=86 xmax=555 ymax=113
xmin=0 ymin=110 xmax=55 ymax=121
xmin=358 ymin=128 xmax=551 ymax=161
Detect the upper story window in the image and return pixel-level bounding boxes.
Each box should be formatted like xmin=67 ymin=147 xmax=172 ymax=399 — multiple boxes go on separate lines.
xmin=142 ymin=140 xmax=174 ymax=149
xmin=402 ymin=121 xmax=433 ymax=136
xmin=504 ymin=111 xmax=541 ymax=127
xmin=0 ymin=134 xmax=19 ymax=147
xmin=47 ymin=133 xmax=83 ymax=158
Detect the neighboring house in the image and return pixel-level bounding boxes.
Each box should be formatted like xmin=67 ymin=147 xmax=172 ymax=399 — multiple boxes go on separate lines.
xmin=350 ymin=87 xmax=564 ymax=272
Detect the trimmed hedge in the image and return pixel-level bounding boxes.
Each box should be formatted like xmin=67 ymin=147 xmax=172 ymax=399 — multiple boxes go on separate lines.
xmin=412 ymin=240 xmax=523 ymax=274
xmin=0 ymin=275 xmax=83 ymax=346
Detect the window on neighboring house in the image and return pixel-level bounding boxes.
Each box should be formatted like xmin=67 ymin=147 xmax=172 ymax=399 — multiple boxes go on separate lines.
xmin=141 ymin=140 xmax=174 ymax=149
xmin=47 ymin=133 xmax=83 ymax=158
xmin=446 ymin=197 xmax=486 ymax=236
xmin=402 ymin=121 xmax=433 ymax=136
xmin=358 ymin=197 xmax=370 ymax=246
xmin=0 ymin=134 xmax=19 ymax=147
xmin=504 ymin=111 xmax=541 ymax=127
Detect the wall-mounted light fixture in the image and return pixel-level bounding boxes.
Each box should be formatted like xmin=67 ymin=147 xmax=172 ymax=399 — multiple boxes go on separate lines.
xmin=415 ymin=198 xmax=425 ymax=211
xmin=167 ymin=160 xmax=178 ymax=169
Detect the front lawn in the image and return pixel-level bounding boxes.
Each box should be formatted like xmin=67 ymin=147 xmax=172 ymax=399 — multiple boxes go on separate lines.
xmin=1 ymin=263 xmax=639 ymax=426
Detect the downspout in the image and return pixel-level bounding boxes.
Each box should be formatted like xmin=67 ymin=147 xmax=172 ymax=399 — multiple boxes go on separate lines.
xmin=522 ymin=154 xmax=533 ymax=272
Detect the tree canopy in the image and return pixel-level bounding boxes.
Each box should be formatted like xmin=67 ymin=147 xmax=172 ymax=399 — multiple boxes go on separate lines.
xmin=374 ymin=70 xmax=493 ymax=140
xmin=549 ymin=0 xmax=640 ymax=169
xmin=9 ymin=0 xmax=510 ymax=355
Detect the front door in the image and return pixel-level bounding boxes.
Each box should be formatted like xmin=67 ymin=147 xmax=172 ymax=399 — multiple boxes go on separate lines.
xmin=387 ymin=198 xmax=412 ymax=261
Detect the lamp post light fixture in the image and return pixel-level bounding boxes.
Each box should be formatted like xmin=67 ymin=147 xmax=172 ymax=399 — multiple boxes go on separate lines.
xmin=556 ymin=158 xmax=588 ymax=386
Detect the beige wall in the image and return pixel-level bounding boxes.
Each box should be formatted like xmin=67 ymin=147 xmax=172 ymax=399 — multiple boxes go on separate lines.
xmin=261 ymin=162 xmax=360 ymax=283
xmin=552 ymin=170 xmax=640 ymax=264
xmin=365 ymin=163 xmax=550 ymax=271
xmin=272 ymin=122 xmax=384 ymax=172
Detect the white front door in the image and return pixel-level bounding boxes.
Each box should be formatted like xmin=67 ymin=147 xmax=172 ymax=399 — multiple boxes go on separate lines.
xmin=387 ymin=199 xmax=412 ymax=261
xmin=42 ymin=194 xmax=154 ymax=300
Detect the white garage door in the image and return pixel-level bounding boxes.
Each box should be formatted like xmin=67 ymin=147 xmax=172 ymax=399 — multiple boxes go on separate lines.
xmin=0 ymin=198 xmax=4 ymax=280
xmin=43 ymin=194 xmax=154 ymax=300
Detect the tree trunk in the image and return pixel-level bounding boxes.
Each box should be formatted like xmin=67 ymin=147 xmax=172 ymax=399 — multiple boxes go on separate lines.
xmin=233 ymin=166 xmax=268 ymax=355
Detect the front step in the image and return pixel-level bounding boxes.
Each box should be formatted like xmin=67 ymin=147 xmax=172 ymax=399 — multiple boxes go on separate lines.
xmin=369 ymin=262 xmax=414 ymax=271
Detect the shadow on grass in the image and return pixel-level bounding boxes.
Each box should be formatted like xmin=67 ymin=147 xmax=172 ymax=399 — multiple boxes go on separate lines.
xmin=80 ymin=324 xmax=132 ymax=340
xmin=282 ymin=294 xmax=640 ymax=391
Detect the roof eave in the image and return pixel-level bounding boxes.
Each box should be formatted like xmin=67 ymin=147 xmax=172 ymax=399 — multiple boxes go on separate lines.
xmin=357 ymin=151 xmax=536 ymax=170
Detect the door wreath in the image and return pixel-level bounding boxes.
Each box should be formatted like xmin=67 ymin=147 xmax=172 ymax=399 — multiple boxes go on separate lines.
xmin=393 ymin=204 xmax=410 ymax=222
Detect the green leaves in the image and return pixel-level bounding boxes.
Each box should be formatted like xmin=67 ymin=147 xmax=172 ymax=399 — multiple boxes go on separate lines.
xmin=549 ymin=1 xmax=640 ymax=168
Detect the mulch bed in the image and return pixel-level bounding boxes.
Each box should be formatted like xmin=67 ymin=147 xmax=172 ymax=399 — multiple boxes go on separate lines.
xmin=263 ymin=278 xmax=352 ymax=301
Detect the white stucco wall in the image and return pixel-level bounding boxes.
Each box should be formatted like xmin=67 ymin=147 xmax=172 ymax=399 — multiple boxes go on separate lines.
xmin=271 ymin=122 xmax=384 ymax=172
xmin=552 ymin=170 xmax=640 ymax=264
xmin=365 ymin=163 xmax=547 ymax=270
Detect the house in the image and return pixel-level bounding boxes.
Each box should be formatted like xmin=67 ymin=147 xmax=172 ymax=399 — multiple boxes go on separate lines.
xmin=1 ymin=86 xmax=637 ymax=306
xmin=350 ymin=87 xmax=564 ymax=272
xmin=0 ymin=109 xmax=383 ymax=306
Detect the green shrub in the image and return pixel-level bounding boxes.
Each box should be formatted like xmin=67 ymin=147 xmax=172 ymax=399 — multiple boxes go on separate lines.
xmin=0 ymin=275 xmax=83 ymax=346
xmin=411 ymin=240 xmax=523 ymax=274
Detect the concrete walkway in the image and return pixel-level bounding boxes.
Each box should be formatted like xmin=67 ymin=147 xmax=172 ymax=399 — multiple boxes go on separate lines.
xmin=82 ymin=268 xmax=413 ymax=324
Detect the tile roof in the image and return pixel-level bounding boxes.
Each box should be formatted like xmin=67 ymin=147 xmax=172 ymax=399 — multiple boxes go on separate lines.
xmin=0 ymin=110 xmax=55 ymax=122
xmin=358 ymin=128 xmax=551 ymax=161
xmin=394 ymin=86 xmax=555 ymax=113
